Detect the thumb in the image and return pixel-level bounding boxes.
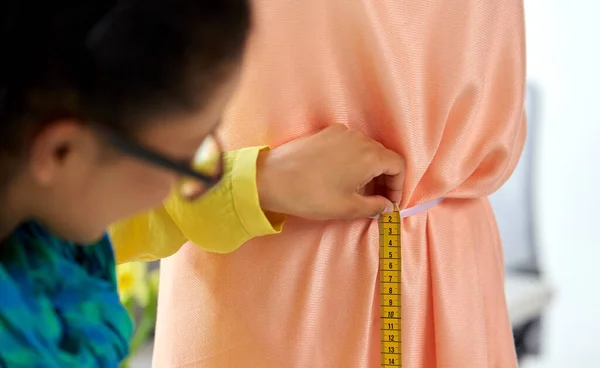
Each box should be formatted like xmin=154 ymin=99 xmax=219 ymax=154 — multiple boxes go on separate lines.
xmin=351 ymin=194 xmax=395 ymax=219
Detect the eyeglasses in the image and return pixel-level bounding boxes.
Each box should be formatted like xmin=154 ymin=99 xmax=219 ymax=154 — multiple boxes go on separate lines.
xmin=94 ymin=125 xmax=223 ymax=201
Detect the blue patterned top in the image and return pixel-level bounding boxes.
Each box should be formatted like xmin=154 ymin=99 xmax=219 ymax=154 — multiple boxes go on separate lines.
xmin=0 ymin=221 xmax=133 ymax=367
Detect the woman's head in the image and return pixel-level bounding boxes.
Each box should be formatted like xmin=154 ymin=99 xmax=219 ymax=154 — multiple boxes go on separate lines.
xmin=0 ymin=0 xmax=250 ymax=242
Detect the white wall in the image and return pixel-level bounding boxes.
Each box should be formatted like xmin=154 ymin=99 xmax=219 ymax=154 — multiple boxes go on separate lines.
xmin=526 ymin=0 xmax=600 ymax=366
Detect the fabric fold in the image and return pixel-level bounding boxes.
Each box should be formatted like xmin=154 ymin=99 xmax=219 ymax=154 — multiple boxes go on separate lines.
xmin=154 ymin=0 xmax=525 ymax=366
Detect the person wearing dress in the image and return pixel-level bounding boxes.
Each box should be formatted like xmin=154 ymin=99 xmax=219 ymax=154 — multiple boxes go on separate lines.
xmin=134 ymin=0 xmax=527 ymax=367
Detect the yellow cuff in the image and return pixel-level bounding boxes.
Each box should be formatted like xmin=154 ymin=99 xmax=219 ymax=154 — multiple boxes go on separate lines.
xmin=231 ymin=146 xmax=286 ymax=236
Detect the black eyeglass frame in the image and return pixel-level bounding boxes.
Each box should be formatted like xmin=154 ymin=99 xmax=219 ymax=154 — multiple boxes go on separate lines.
xmin=93 ymin=124 xmax=224 ymax=196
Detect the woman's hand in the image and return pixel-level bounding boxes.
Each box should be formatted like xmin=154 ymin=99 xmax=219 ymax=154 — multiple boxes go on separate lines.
xmin=256 ymin=124 xmax=405 ymax=220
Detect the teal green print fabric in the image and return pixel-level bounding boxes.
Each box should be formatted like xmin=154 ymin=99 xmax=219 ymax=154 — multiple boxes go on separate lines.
xmin=0 ymin=222 xmax=133 ymax=367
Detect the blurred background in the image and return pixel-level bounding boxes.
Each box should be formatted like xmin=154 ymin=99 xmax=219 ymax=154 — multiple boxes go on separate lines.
xmin=129 ymin=1 xmax=600 ymax=366
xmin=495 ymin=0 xmax=600 ymax=367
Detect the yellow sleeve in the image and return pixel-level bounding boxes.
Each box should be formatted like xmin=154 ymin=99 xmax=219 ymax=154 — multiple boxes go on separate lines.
xmin=110 ymin=146 xmax=286 ymax=264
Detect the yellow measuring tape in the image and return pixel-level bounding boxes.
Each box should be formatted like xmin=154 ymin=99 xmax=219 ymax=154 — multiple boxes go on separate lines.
xmin=380 ymin=210 xmax=401 ymax=367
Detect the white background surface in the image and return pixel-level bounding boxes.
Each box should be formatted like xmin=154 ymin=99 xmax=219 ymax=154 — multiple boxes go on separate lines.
xmin=521 ymin=0 xmax=600 ymax=366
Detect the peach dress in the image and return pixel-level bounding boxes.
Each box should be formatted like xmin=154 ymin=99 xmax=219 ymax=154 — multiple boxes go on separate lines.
xmin=154 ymin=0 xmax=526 ymax=366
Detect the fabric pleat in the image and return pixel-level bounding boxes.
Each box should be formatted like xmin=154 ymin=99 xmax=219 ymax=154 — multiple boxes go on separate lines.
xmin=154 ymin=0 xmax=526 ymax=366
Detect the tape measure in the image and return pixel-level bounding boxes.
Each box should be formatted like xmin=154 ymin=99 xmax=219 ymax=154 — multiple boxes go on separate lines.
xmin=380 ymin=210 xmax=401 ymax=367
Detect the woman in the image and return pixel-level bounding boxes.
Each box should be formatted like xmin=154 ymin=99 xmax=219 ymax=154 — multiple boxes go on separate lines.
xmin=112 ymin=123 xmax=406 ymax=263
xmin=148 ymin=0 xmax=527 ymax=367
xmin=0 ymin=0 xmax=404 ymax=366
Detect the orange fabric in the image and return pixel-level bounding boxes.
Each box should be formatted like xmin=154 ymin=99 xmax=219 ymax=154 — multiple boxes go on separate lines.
xmin=154 ymin=0 xmax=526 ymax=367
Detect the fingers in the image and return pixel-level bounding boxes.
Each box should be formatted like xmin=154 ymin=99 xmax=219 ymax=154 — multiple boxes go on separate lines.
xmin=371 ymin=146 xmax=405 ymax=204
xmin=349 ymin=193 xmax=395 ymax=218
xmin=382 ymin=152 xmax=405 ymax=203
xmin=385 ymin=175 xmax=404 ymax=204
xmin=346 ymin=129 xmax=405 ymax=205
xmin=319 ymin=123 xmax=348 ymax=136
xmin=376 ymin=147 xmax=405 ymax=178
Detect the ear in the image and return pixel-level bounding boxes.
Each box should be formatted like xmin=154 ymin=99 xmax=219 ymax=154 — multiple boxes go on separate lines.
xmin=27 ymin=120 xmax=86 ymax=185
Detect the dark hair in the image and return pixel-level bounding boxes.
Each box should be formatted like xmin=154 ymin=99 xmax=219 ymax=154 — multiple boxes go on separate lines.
xmin=0 ymin=0 xmax=250 ymax=155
